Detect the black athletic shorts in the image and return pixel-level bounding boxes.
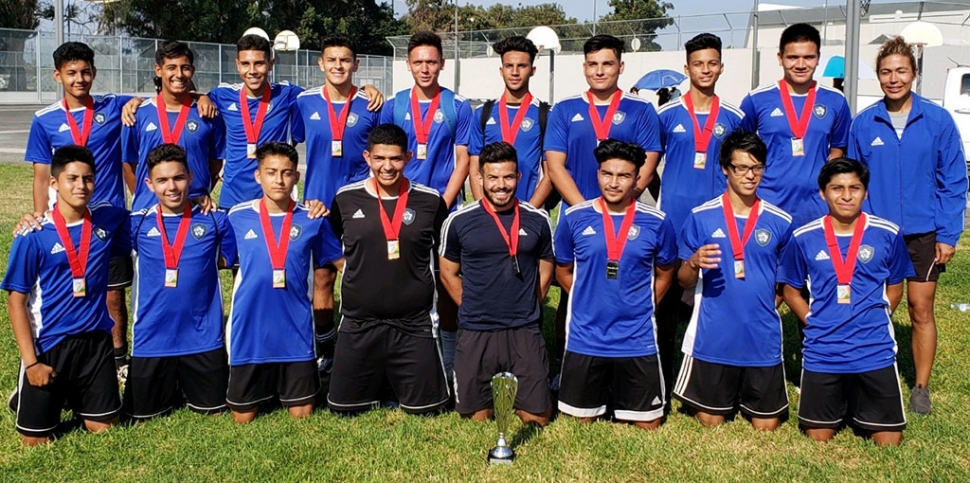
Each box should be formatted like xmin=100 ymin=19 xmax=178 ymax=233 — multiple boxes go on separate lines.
xmin=673 ymin=355 xmax=789 ymax=418
xmin=454 ymin=325 xmax=551 ymax=416
xmin=905 ymin=232 xmax=942 ymax=283
xmin=328 ymin=323 xmax=449 ymax=415
xmin=107 ymin=255 xmax=133 ymax=289
xmin=558 ymin=350 xmax=665 ymax=422
xmin=226 ymin=360 xmax=319 ymax=411
xmin=798 ymin=364 xmax=906 ymax=432
xmin=15 ymin=331 xmax=121 ymax=437
xmin=124 ymin=348 xmax=228 ymax=419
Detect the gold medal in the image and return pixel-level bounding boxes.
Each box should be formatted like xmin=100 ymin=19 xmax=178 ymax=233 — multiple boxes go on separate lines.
xmin=72 ymin=277 xmax=86 ymax=298
xmin=693 ymin=152 xmax=707 ymax=170
xmin=416 ymin=143 xmax=427 ymax=160
xmin=331 ymin=140 xmax=343 ymax=157
xmin=387 ymin=239 xmax=400 ymax=260
xmin=791 ymin=137 xmax=804 ymax=157
xmin=734 ymin=259 xmax=745 ymax=279
xmin=165 ymin=268 xmax=178 ymax=288
xmin=247 ymin=143 xmax=257 ymax=159
xmin=273 ymin=269 xmax=286 ymax=289
xmin=837 ymin=284 xmax=851 ymax=304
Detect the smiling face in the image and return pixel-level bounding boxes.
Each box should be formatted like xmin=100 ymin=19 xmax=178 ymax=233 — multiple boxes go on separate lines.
xmin=821 ymin=172 xmax=867 ymax=221
xmin=255 ymin=154 xmax=300 ymax=205
xmin=778 ymin=41 xmax=819 ymax=89
xmin=147 ymin=160 xmax=192 ymax=213
xmin=685 ymin=48 xmax=722 ymax=91
xmin=154 ymin=55 xmax=194 ymax=97
xmin=51 ymin=161 xmax=94 ymax=211
xmin=236 ymin=49 xmax=273 ymax=94
xmin=722 ymin=150 xmax=764 ymax=199
xmin=878 ymin=53 xmax=916 ymax=104
xmin=364 ymin=143 xmax=410 ymax=192
xmin=481 ymin=161 xmax=520 ymax=210
xmin=499 ymin=50 xmax=535 ymax=94
xmin=597 ymin=158 xmax=638 ymax=205
xmin=407 ymin=46 xmax=443 ymax=90
xmin=319 ymin=46 xmax=359 ymax=88
xmin=584 ymin=48 xmax=624 ymax=95
xmin=54 ymin=60 xmax=95 ymax=101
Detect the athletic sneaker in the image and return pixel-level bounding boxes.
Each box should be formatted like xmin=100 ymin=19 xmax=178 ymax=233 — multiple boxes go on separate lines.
xmin=117 ymin=364 xmax=129 ymax=393
xmin=317 ymin=357 xmax=333 ymax=381
xmin=7 ymin=390 xmax=16 ymax=413
xmin=910 ymin=386 xmax=931 ymax=415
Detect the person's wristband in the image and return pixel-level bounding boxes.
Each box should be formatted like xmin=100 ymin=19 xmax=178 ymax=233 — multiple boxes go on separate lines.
xmin=25 ymin=361 xmax=41 ymax=370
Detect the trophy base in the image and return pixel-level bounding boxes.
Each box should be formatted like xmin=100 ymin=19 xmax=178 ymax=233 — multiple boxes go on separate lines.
xmin=488 ymin=447 xmax=515 ymax=465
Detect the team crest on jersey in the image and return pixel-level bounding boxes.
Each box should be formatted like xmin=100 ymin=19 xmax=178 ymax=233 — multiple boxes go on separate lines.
xmin=191 ymin=223 xmax=207 ymax=240
xmin=347 ymin=112 xmax=359 ymax=127
xmin=612 ymin=111 xmax=626 ymax=125
xmin=402 ymin=208 xmax=416 ymax=225
xmin=433 ymin=109 xmax=445 ymax=124
xmin=713 ymin=123 xmax=726 ymax=138
xmin=521 ymin=117 xmax=535 ymax=132
xmin=627 ymin=224 xmax=640 ymax=240
xmin=94 ymin=226 xmax=108 ymax=241
xmin=94 ymin=112 xmax=106 ymax=125
xmin=755 ymin=228 xmax=771 ymax=246
xmin=813 ymin=104 xmax=827 ymax=119
xmin=186 ymin=120 xmax=199 ymax=133
xmin=266 ymin=102 xmax=273 ymax=113
xmin=858 ymin=244 xmax=875 ymax=264
xmin=289 ymin=224 xmax=302 ymax=241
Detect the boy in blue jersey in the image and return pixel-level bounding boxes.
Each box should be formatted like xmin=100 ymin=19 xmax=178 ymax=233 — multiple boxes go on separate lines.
xmin=554 ymin=140 xmax=677 ymax=430
xmin=739 ymin=23 xmax=850 ymax=226
xmin=468 ymin=36 xmax=553 ymax=207
xmin=123 ymin=40 xmax=226 ymax=213
xmin=3 ymin=145 xmax=129 ymax=445
xmin=781 ymin=158 xmax=914 ymax=446
xmin=847 ymin=37 xmax=968 ymax=415
xmin=673 ymin=130 xmax=792 ymax=431
xmin=124 ymin=144 xmax=236 ymax=420
xmin=226 ymin=142 xmax=344 ymax=424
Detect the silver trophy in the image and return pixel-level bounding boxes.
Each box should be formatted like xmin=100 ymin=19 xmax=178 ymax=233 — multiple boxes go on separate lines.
xmin=488 ymin=372 xmax=518 ymax=465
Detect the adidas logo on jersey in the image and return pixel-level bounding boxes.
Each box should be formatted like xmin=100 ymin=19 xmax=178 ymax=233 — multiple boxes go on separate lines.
xmin=770 ymin=107 xmax=784 ymax=117
xmin=871 ymin=136 xmax=884 ymax=146
xmin=244 ymin=229 xmax=258 ymax=240
xmin=145 ymin=122 xmax=158 ymax=132
xmin=712 ymin=228 xmax=727 ymax=238
xmin=58 ymin=123 xmax=71 ymax=133
xmin=652 ymin=396 xmax=662 ymax=406
xmin=310 ymin=112 xmax=321 ymax=121
xmin=404 ymin=113 xmax=411 ymax=121
xmin=146 ymin=227 xmax=161 ymax=237
xmin=518 ymin=228 xmax=527 ymax=236
xmin=486 ymin=117 xmax=497 ymax=125
xmin=352 ymin=209 xmax=365 ymax=219
xmin=571 ymin=113 xmax=585 ymax=122
xmin=50 ymin=243 xmax=65 ymax=254
xmin=815 ymin=250 xmax=831 ymax=261
xmin=582 ymin=226 xmax=596 ymax=236
xmin=672 ymin=124 xmax=686 ymax=133
xmin=227 ymin=103 xmax=238 ymax=111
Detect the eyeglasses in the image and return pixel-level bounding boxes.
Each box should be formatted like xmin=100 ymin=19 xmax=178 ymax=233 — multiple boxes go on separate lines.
xmin=728 ymin=163 xmax=765 ymax=176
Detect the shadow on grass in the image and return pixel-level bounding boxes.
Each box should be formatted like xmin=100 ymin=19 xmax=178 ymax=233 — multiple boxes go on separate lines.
xmin=509 ymin=419 xmax=543 ymax=448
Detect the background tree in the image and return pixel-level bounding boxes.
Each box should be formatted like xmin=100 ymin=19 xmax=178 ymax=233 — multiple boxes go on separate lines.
xmin=598 ymin=0 xmax=674 ymax=52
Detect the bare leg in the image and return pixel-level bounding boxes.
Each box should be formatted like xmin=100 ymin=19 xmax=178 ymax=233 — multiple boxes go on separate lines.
xmin=907 ymin=280 xmax=937 ymax=389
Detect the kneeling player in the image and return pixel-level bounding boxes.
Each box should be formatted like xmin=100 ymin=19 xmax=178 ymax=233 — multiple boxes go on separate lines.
xmin=781 ymin=158 xmax=913 ymax=446
xmin=226 ymin=143 xmax=343 ymax=423
xmin=125 ymin=144 xmax=236 ymax=420
xmin=440 ymin=142 xmax=555 ymax=425
xmin=554 ymin=140 xmax=677 ymax=430
xmin=673 ymin=130 xmax=792 ymax=430
xmin=3 ymin=146 xmax=128 ymax=445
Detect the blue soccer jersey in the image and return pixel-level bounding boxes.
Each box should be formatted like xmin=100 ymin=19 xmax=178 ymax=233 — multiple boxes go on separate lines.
xmin=657 ymin=97 xmax=744 ymax=233
xmin=129 ymin=205 xmax=237 ymax=358
xmin=545 ymin=92 xmax=662 ymax=202
xmin=740 ymin=83 xmax=850 ymax=224
xmin=780 ymin=215 xmax=915 ymax=373
xmin=678 ymin=197 xmax=793 ymax=367
xmin=226 ymin=201 xmax=343 ymax=365
xmin=208 ymin=82 xmax=304 ymax=208
xmin=123 ymin=98 xmax=226 ymax=211
xmin=297 ymin=87 xmax=380 ymax=206
xmin=469 ymin=97 xmax=546 ymax=202
xmin=1 ymin=202 xmax=129 ymax=353
xmin=380 ymin=87 xmax=472 ymax=195
xmin=25 ymin=94 xmax=133 ymax=208
xmin=554 ymin=200 xmax=677 ymax=358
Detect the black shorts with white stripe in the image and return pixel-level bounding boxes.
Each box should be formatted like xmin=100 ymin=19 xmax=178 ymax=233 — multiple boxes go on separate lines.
xmin=124 ymin=348 xmax=229 ymax=419
xmin=673 ymin=355 xmax=788 ymax=418
xmin=227 ymin=360 xmax=320 ymax=411
xmin=798 ymin=364 xmax=907 ymax=432
xmin=557 ymin=350 xmax=665 ymax=422
xmin=904 ymin=232 xmax=942 ymax=283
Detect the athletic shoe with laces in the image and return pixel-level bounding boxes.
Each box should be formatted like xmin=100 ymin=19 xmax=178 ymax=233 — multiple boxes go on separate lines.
xmin=117 ymin=364 xmax=129 ymax=393
xmin=317 ymin=357 xmax=333 ymax=381
xmin=909 ymin=386 xmax=931 ymax=415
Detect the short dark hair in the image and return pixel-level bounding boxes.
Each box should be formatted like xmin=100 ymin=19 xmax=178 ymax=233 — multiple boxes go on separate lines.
xmin=818 ymin=157 xmax=869 ymax=191
xmin=51 ymin=145 xmax=96 ymax=178
xmin=366 ymin=124 xmax=409 ymax=152
xmin=779 ymin=23 xmax=821 ymax=54
xmin=584 ymin=35 xmax=625 ymax=62
xmin=53 ymin=42 xmax=95 ymax=70
xmin=146 ymin=143 xmax=189 ymax=174
xmin=237 ymin=34 xmax=272 ymax=60
xmin=321 ymin=34 xmax=357 ymax=60
xmin=685 ymin=33 xmax=722 ymax=59
xmin=479 ymin=142 xmax=518 ymax=171
xmin=493 ymin=36 xmax=539 ymax=65
xmin=256 ymin=142 xmax=299 ymax=169
xmin=594 ymin=139 xmax=645 ymax=170
xmin=155 ymin=40 xmax=195 ymax=66
xmin=408 ymin=31 xmax=443 ymax=58
xmin=719 ymin=130 xmax=767 ymax=170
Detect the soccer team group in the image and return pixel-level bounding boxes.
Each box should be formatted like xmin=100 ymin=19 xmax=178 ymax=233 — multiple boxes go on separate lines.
xmin=3 ymin=21 xmax=966 ymax=448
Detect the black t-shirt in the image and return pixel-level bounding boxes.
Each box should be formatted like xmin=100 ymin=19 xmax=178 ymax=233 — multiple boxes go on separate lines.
xmin=441 ymin=200 xmax=555 ymax=331
xmin=330 ymin=179 xmax=448 ymax=337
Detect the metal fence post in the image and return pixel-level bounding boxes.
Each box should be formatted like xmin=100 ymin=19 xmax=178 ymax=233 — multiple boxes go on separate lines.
xmin=118 ymin=35 xmax=124 ymax=94
xmin=35 ymin=33 xmax=42 ymax=103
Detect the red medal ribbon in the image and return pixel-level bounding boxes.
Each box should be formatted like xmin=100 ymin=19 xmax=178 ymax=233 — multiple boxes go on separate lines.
xmin=323 ymin=86 xmax=357 ymax=143
xmin=52 ymin=206 xmax=92 ymax=280
xmin=598 ymin=197 xmax=637 ymax=262
xmin=778 ymin=80 xmax=817 ymax=139
xmin=585 ymin=90 xmax=623 ymax=141
xmin=258 ymin=198 xmax=295 ymax=271
xmin=480 ymin=199 xmax=520 ymax=257
xmin=410 ymin=88 xmax=441 ymax=146
xmin=156 ymin=204 xmax=193 ymax=270
xmin=721 ymin=194 xmax=761 ymax=261
xmin=823 ymin=213 xmax=867 ymax=285
xmin=62 ymin=97 xmax=95 ymax=146
xmin=155 ymin=95 xmax=192 ymax=144
xmin=373 ymin=178 xmax=410 ymax=242
xmin=683 ymin=93 xmax=721 ymax=153
xmin=241 ymin=87 xmax=272 ymax=146
xmin=498 ymin=93 xmax=533 ymax=145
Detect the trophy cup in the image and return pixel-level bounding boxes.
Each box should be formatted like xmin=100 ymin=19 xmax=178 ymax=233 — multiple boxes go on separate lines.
xmin=488 ymin=372 xmax=518 ymax=465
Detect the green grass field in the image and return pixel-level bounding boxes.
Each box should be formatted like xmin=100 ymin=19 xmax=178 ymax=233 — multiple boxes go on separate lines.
xmin=0 ymin=163 xmax=968 ymax=481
